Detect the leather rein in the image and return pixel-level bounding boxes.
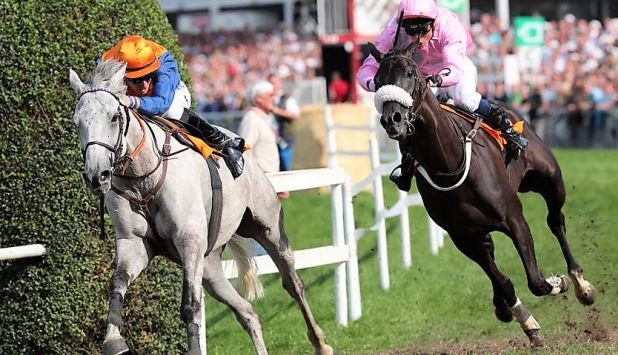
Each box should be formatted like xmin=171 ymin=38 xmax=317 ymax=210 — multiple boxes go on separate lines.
xmin=379 ymin=54 xmax=426 ymax=135
xmin=78 ymin=88 xmax=177 ymax=239
xmin=379 ymin=55 xmax=481 ymax=190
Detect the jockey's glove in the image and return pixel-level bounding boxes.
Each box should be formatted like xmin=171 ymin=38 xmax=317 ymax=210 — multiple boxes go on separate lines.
xmin=366 ymin=78 xmax=376 ymax=92
xmin=119 ymin=95 xmax=131 ymax=107
xmin=427 ymin=73 xmax=443 ymax=87
xmin=119 ymin=95 xmax=140 ymax=109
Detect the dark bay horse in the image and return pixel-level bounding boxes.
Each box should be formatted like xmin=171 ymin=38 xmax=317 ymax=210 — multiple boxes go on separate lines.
xmin=368 ymin=41 xmax=596 ymax=345
xmin=69 ymin=60 xmax=333 ymax=355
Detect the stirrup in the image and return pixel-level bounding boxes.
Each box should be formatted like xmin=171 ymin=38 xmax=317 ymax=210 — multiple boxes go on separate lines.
xmin=506 ymin=135 xmax=528 ymax=160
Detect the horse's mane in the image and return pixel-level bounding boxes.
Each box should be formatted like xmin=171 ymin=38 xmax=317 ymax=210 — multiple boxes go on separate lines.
xmin=85 ymin=60 xmax=127 ymax=95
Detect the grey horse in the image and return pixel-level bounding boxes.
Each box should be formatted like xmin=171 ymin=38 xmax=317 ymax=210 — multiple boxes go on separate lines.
xmin=69 ymin=60 xmax=333 ymax=355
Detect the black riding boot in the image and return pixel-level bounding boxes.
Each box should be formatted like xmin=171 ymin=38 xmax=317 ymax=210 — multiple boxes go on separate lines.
xmin=484 ymin=102 xmax=528 ymax=159
xmin=389 ymin=153 xmax=415 ymax=192
xmin=180 ymin=109 xmax=245 ymax=178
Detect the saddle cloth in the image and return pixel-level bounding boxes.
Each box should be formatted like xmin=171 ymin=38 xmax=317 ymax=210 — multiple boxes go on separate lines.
xmin=145 ymin=114 xmax=217 ymax=160
xmin=440 ymin=103 xmax=524 ymax=151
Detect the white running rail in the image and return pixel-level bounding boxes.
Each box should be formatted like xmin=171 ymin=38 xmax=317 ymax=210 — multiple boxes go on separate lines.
xmin=0 ymin=244 xmax=46 ymax=261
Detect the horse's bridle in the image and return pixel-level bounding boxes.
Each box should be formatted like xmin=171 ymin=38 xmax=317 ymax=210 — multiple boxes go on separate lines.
xmin=77 ymin=88 xmax=172 ymax=240
xmin=77 ymin=88 xmax=150 ymax=177
xmin=378 ymin=54 xmax=427 ymax=134
xmin=377 ymin=54 xmax=480 ymax=191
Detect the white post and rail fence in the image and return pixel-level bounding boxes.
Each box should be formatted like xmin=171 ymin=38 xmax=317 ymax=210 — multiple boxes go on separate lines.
xmin=0 ymin=244 xmax=46 ymax=261
xmin=324 ymin=104 xmax=446 ymax=291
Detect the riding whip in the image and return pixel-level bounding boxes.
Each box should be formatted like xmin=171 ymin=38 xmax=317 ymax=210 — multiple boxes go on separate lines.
xmin=392 ymin=10 xmax=405 ymax=50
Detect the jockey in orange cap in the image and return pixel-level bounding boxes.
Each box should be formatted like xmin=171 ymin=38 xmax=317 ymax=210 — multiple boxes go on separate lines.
xmin=101 ymin=35 xmax=245 ymax=178
xmin=358 ymin=0 xmax=527 ymax=157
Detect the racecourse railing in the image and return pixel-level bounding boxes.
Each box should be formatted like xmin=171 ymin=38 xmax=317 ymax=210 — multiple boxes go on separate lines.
xmin=0 ymin=244 xmax=46 ymax=261
xmin=223 ymin=167 xmax=362 ymax=325
xmin=325 ymin=105 xmax=446 ymax=291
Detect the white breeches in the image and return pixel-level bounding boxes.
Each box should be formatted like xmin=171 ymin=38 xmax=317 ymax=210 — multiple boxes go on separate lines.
xmin=162 ymin=81 xmax=191 ymax=120
xmin=432 ymin=56 xmax=482 ymax=112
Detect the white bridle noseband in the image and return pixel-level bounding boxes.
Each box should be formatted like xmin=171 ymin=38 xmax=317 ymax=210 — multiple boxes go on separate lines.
xmin=374 ymin=84 xmax=414 ymax=114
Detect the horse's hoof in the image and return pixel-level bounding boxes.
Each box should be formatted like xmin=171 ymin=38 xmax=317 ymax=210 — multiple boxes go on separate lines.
xmin=103 ymin=338 xmax=130 ymax=355
xmin=526 ymin=329 xmax=544 ymax=348
xmin=570 ymin=275 xmax=596 ymax=305
xmin=495 ymin=306 xmax=514 ymax=323
xmin=315 ymin=344 xmax=334 ymax=355
xmin=575 ymin=283 xmax=596 ymax=305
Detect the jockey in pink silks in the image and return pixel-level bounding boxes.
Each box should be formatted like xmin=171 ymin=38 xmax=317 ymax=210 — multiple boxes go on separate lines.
xmin=357 ymin=0 xmax=528 ymax=154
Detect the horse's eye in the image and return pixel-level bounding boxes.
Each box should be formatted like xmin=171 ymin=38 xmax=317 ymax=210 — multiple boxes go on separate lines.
xmin=112 ymin=113 xmax=121 ymax=123
xmin=407 ymin=71 xmax=414 ymax=78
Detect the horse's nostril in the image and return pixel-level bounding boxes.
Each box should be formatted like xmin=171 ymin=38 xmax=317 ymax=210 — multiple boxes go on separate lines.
xmin=91 ymin=176 xmax=101 ymax=189
xmin=393 ymin=112 xmax=402 ymax=123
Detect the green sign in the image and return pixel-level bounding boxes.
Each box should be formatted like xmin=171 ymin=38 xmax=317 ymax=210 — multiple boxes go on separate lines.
xmin=440 ymin=0 xmax=466 ymax=13
xmin=515 ymin=16 xmax=545 ymax=47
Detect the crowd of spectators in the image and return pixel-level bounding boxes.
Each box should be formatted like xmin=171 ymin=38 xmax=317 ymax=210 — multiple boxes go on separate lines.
xmin=179 ymin=13 xmax=618 ymax=147
xmin=180 ymin=27 xmax=321 ymax=113
xmin=470 ymin=13 xmax=618 ymax=147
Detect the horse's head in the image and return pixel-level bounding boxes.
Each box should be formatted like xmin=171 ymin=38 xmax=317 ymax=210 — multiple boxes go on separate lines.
xmin=370 ymin=41 xmax=426 ymax=140
xmin=69 ymin=61 xmax=130 ymax=195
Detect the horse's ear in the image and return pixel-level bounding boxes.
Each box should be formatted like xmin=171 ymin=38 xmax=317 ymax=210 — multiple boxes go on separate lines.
xmin=403 ymin=37 xmax=420 ymax=57
xmin=69 ymin=69 xmax=85 ymax=95
xmin=109 ymin=62 xmax=127 ymax=90
xmin=367 ymin=42 xmax=383 ymax=63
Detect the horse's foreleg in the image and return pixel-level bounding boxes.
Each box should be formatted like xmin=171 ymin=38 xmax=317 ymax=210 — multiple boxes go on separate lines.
xmin=511 ymin=298 xmax=543 ymax=347
xmin=451 ymin=234 xmax=519 ymax=316
xmin=201 ymin=249 xmax=267 ymax=355
xmin=177 ymin=234 xmax=206 ymax=355
xmin=480 ymin=234 xmax=515 ymax=323
xmin=449 ymin=233 xmax=543 ymax=344
xmin=506 ymin=215 xmax=569 ymax=297
xmin=103 ymin=238 xmax=151 ymax=355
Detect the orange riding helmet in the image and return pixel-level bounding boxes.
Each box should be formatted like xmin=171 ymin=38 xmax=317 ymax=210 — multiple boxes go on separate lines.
xmin=102 ymin=35 xmax=167 ymax=79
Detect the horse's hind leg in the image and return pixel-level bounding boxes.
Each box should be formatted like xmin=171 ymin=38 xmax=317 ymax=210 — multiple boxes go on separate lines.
xmin=449 ymin=233 xmax=543 ymax=346
xmin=103 ymin=238 xmax=152 ymax=355
xmin=526 ymin=166 xmax=596 ymax=305
xmin=201 ymin=248 xmax=268 ymax=355
xmin=237 ymin=208 xmax=333 ymax=355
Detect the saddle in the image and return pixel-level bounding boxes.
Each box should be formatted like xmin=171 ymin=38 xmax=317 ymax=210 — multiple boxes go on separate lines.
xmin=144 ymin=113 xmax=217 ymax=160
xmin=439 ymin=103 xmax=525 ymax=151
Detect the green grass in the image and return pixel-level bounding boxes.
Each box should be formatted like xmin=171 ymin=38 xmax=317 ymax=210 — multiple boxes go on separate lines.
xmin=203 ymin=149 xmax=618 ymax=355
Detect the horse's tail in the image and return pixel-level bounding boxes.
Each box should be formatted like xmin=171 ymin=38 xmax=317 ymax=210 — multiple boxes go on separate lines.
xmin=227 ymin=236 xmax=264 ymax=301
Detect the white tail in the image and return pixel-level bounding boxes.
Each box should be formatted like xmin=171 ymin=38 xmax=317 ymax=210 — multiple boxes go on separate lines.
xmin=227 ymin=236 xmax=264 ymax=301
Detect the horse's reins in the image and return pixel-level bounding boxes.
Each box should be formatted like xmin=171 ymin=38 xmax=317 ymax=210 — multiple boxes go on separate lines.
xmin=77 ymin=88 xmax=224 ymax=252
xmin=379 ymin=54 xmax=425 ymax=133
xmin=77 ymin=88 xmax=174 ymax=240
xmin=378 ymin=55 xmax=481 ymax=191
